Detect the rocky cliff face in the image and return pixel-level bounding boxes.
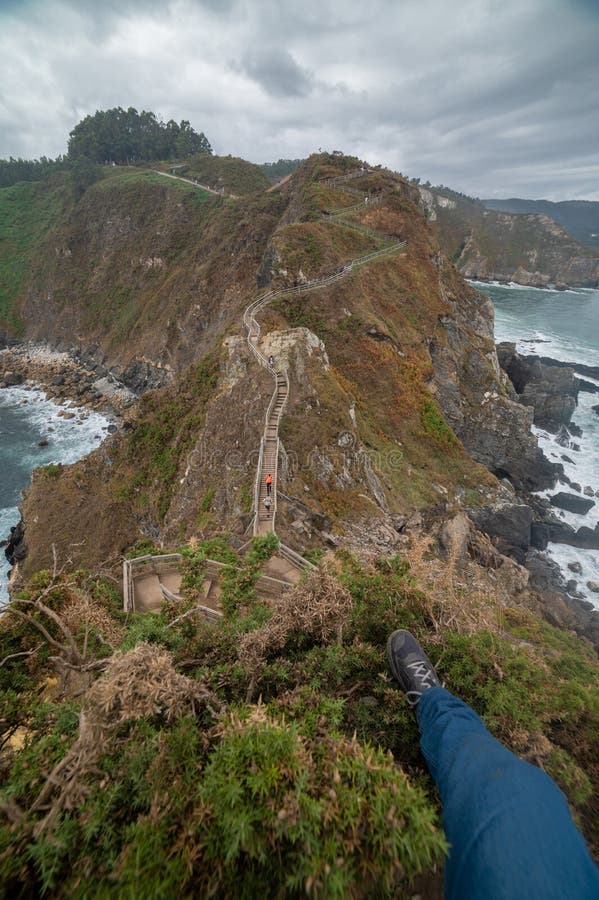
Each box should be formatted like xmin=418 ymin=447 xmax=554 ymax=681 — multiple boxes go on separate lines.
xmin=497 ymin=343 xmax=579 ymax=431
xmin=427 ymin=282 xmax=557 ymax=491
xmin=423 ymin=188 xmax=599 ymax=288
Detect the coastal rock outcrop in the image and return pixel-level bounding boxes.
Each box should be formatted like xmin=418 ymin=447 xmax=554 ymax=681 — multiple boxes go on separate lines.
xmin=497 ymin=343 xmax=578 ymax=431
xmin=466 ymin=494 xmax=533 ymax=561
xmin=425 ymin=187 xmax=599 ymax=288
xmin=550 ymin=492 xmax=595 ymax=515
xmin=529 ymin=494 xmax=599 ymax=550
xmin=3 ymin=520 xmax=27 ymax=567
xmin=430 ymin=297 xmax=558 ymax=491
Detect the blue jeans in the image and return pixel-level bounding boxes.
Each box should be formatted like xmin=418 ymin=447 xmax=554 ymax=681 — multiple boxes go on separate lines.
xmin=418 ymin=687 xmax=599 ymax=899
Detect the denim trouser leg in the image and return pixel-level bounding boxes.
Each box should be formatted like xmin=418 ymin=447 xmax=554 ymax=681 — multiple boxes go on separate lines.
xmin=417 ymin=687 xmax=599 ymax=900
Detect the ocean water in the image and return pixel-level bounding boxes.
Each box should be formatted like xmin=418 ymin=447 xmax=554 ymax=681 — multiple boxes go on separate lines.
xmin=472 ymin=281 xmax=599 ymax=609
xmin=0 ymin=386 xmax=111 ymax=603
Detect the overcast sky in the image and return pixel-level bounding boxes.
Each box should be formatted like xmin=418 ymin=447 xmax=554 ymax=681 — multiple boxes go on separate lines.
xmin=1 ymin=0 xmax=598 ymax=200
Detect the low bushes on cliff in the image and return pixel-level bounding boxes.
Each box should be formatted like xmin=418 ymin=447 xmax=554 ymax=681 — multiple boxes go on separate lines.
xmin=0 ymin=548 xmax=597 ymax=896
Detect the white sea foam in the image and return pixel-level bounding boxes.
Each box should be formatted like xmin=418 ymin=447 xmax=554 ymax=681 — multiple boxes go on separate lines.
xmin=481 ymin=283 xmax=599 ymax=610
xmin=0 ymin=386 xmax=111 ymax=603
xmin=544 ymin=543 xmax=599 ymax=612
xmin=469 ymin=279 xmax=587 ymax=296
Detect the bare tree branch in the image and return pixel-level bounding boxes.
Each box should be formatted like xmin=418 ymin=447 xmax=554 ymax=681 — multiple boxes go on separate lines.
xmin=5 ymin=606 xmax=68 ymax=655
xmin=11 ymin=597 xmax=82 ymax=663
xmin=166 ymin=606 xmax=212 ymax=629
xmin=0 ymin=643 xmax=42 ymax=668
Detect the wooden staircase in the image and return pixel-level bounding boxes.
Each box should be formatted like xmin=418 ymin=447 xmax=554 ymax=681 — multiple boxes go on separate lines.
xmin=121 ymin=167 xmax=406 ymax=614
xmin=243 ymin=169 xmax=406 ymax=535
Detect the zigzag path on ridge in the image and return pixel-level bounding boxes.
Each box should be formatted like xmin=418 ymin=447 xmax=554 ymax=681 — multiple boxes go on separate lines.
xmin=245 ymin=169 xmax=407 ymax=536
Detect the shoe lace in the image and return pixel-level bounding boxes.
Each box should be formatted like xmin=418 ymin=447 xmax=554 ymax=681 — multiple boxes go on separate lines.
xmin=405 ymin=690 xmax=423 ymax=707
xmin=405 ymin=661 xmax=437 ymax=705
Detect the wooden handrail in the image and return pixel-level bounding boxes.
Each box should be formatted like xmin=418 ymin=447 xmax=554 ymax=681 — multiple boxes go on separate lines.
xmin=243 ymin=167 xmax=407 ymax=540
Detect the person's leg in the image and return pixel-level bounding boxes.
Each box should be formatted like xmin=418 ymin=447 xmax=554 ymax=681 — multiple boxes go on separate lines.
xmin=418 ymin=686 xmax=599 ymax=900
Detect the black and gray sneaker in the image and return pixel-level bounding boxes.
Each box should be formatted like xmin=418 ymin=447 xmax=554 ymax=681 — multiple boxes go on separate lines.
xmin=386 ymin=630 xmax=441 ymax=706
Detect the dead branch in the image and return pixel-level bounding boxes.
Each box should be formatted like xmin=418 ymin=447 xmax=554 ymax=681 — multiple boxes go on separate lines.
xmin=9 ymin=595 xmax=84 ymax=665
xmin=0 ymin=643 xmax=42 ymax=668
xmin=166 ymin=606 xmax=210 ymax=628
xmin=5 ymin=606 xmax=70 ymax=656
xmin=48 ymin=656 xmax=109 ymax=674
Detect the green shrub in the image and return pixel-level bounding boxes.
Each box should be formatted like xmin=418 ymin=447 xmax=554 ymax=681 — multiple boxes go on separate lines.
xmin=303 ymin=546 xmax=326 ymax=565
xmin=41 ymin=463 xmax=63 ymax=479
xmin=197 ymin=713 xmax=447 ymax=897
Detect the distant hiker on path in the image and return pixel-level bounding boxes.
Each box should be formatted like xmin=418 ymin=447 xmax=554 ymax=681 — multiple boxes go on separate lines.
xmin=265 ymin=474 xmax=273 ymax=495
xmin=268 ymin=355 xmax=275 ymax=368
xmin=263 ymin=496 xmax=272 ymax=516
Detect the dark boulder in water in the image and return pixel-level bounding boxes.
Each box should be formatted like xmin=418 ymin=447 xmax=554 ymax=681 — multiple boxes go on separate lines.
xmin=550 ymin=492 xmax=595 ymax=514
xmin=4 ymin=520 xmax=27 ymax=566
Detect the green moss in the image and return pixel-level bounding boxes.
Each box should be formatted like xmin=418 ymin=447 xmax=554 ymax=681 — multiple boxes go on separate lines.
xmin=420 ymin=398 xmax=459 ymax=450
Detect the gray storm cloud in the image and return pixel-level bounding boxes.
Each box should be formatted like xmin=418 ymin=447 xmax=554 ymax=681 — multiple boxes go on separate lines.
xmin=0 ymin=0 xmax=597 ymax=199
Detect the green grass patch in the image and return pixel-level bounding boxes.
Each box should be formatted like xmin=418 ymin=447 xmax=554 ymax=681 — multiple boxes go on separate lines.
xmin=114 ymin=168 xmax=213 ymax=202
xmin=0 ymin=179 xmax=71 ymax=330
xmin=420 ymin=398 xmax=460 ymax=450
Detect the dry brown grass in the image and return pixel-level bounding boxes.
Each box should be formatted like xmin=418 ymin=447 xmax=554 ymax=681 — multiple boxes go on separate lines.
xmin=238 ymin=566 xmax=353 ymax=682
xmin=27 ymin=643 xmax=221 ymax=834
xmin=86 ymin=642 xmax=217 ymax=725
xmin=61 ymin=591 xmax=125 ymax=648
xmin=405 ymin=532 xmax=500 ymax=639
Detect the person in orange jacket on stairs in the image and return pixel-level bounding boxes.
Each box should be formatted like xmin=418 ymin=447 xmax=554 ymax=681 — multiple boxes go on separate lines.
xmin=265 ymin=473 xmax=273 ymax=496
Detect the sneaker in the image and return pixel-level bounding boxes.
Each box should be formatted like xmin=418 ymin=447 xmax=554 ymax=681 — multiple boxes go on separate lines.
xmin=386 ymin=630 xmax=440 ymax=706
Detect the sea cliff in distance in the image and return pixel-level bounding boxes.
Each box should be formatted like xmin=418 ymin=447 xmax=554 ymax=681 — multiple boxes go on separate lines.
xmin=420 ymin=184 xmax=599 ymax=288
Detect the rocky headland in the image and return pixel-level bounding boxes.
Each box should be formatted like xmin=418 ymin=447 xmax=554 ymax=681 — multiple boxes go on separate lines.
xmin=421 ymin=187 xmax=599 ymax=289
xmin=0 ymin=342 xmax=137 ymax=414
